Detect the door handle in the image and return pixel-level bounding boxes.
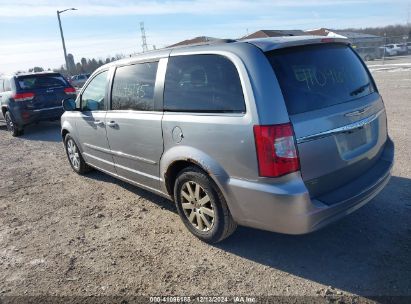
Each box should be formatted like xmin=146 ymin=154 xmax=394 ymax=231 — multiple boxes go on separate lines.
xmin=93 ymin=120 xmax=104 ymax=126
xmin=107 ymin=121 xmax=118 ymax=128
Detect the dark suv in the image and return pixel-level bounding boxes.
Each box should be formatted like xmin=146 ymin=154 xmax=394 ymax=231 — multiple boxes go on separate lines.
xmin=0 ymin=72 xmax=76 ymax=136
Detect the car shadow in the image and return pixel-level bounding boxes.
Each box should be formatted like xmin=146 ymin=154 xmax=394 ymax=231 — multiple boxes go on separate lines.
xmin=82 ymin=170 xmax=411 ymax=297
xmin=84 ymin=170 xmax=176 ymax=213
xmin=19 ymin=121 xmax=62 ymax=142
xmin=214 ymin=175 xmax=411 ymax=297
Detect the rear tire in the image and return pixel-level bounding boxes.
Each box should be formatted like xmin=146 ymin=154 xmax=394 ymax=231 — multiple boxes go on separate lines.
xmin=5 ymin=111 xmax=23 ymax=137
xmin=64 ymin=134 xmax=91 ymax=174
xmin=174 ymin=166 xmax=237 ymax=243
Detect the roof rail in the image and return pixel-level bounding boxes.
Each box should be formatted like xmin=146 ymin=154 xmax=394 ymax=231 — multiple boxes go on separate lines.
xmin=165 ymin=38 xmax=237 ymax=50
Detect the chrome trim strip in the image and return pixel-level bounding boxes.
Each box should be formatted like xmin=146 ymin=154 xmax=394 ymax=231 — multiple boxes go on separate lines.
xmin=83 ymin=152 xmax=159 ymax=180
xmin=296 ymin=109 xmax=385 ymax=144
xmin=85 ymin=162 xmax=168 ymax=198
xmin=83 ymin=143 xmax=157 ymax=165
xmin=84 ymin=143 xmax=112 ymax=155
xmin=83 ymin=152 xmax=115 ymax=166
xmin=111 ymin=150 xmax=157 ymax=165
xmin=344 ymin=105 xmax=373 ymax=117
xmin=32 ymin=106 xmax=63 ymax=112
xmin=114 ymin=163 xmax=160 ymax=181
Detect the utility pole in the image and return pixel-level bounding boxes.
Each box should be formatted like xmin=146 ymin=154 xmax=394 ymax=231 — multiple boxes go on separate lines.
xmin=140 ymin=22 xmax=148 ymax=52
xmin=57 ymin=8 xmax=77 ymax=74
xmin=382 ymin=33 xmax=387 ymax=65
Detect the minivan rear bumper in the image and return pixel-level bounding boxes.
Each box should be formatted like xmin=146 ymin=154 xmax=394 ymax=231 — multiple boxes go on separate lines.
xmin=226 ymin=137 xmax=394 ymax=234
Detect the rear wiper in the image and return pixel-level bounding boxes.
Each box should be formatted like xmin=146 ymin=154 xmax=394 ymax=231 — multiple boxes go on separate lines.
xmin=350 ymin=82 xmax=370 ymax=96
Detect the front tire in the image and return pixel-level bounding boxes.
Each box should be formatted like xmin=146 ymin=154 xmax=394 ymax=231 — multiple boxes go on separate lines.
xmin=174 ymin=166 xmax=237 ymax=243
xmin=64 ymin=134 xmax=91 ymax=174
xmin=5 ymin=111 xmax=23 ymax=137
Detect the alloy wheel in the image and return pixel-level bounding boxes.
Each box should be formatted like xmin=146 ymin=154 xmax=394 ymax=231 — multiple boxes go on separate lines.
xmin=180 ymin=181 xmax=215 ymax=232
xmin=67 ymin=139 xmax=80 ymax=170
xmin=5 ymin=113 xmax=14 ymax=133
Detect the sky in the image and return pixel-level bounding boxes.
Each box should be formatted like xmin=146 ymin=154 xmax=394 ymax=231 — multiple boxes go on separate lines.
xmin=0 ymin=0 xmax=410 ymax=74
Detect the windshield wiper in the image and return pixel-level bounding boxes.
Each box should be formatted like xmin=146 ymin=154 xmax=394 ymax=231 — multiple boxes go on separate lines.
xmin=350 ymin=82 xmax=370 ymax=96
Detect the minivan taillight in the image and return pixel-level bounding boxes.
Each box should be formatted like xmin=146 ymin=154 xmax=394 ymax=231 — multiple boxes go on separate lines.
xmin=13 ymin=92 xmax=35 ymax=102
xmin=253 ymin=123 xmax=300 ymax=177
xmin=64 ymin=87 xmax=76 ymax=95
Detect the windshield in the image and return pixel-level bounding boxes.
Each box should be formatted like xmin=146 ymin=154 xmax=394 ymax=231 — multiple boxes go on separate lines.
xmin=17 ymin=74 xmax=69 ymax=90
xmin=266 ymin=44 xmax=376 ymax=115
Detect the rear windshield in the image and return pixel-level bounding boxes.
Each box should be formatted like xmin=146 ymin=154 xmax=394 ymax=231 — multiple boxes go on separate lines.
xmin=17 ymin=74 xmax=69 ymax=90
xmin=266 ymin=44 xmax=375 ymax=115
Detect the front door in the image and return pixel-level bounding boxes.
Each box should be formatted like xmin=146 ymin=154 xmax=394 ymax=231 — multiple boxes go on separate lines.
xmin=105 ymin=60 xmax=164 ymax=190
xmin=75 ymin=70 xmax=116 ymax=174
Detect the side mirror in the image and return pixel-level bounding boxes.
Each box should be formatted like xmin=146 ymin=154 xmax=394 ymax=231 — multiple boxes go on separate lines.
xmin=62 ymin=98 xmax=76 ymax=111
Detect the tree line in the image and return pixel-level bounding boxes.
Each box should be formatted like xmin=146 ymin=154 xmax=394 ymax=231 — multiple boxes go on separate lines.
xmin=57 ymin=53 xmax=126 ymax=76
xmin=27 ymin=53 xmax=127 ymax=76
xmin=340 ymin=24 xmax=411 ymax=41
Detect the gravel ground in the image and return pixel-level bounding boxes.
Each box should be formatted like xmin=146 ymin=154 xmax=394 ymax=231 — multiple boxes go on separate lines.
xmin=0 ymin=56 xmax=410 ymax=302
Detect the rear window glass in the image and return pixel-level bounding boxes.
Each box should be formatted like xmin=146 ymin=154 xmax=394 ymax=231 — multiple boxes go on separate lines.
xmin=164 ymin=54 xmax=245 ymax=113
xmin=266 ymin=44 xmax=375 ymax=115
xmin=17 ymin=74 xmax=68 ymax=90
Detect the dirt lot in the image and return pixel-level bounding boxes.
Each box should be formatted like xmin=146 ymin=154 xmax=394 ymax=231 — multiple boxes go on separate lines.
xmin=0 ymin=56 xmax=410 ymax=301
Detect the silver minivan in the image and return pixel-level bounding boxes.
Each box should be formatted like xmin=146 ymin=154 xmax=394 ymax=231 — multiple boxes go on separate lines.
xmin=61 ymin=36 xmax=394 ymax=243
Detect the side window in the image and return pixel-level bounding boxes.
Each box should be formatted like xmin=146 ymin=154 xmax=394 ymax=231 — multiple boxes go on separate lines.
xmin=81 ymin=71 xmax=108 ymax=111
xmin=164 ymin=55 xmax=245 ymax=113
xmin=111 ymin=62 xmax=158 ymax=111
xmin=3 ymin=79 xmax=11 ymax=91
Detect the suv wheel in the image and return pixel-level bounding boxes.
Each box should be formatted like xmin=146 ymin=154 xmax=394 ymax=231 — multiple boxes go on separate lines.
xmin=174 ymin=166 xmax=237 ymax=243
xmin=64 ymin=134 xmax=91 ymax=174
xmin=5 ymin=111 xmax=23 ymax=137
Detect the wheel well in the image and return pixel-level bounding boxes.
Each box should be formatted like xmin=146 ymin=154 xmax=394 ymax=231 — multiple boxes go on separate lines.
xmin=1 ymin=107 xmax=7 ymax=116
xmin=165 ymin=160 xmax=208 ymax=198
xmin=62 ymin=129 xmax=69 ymax=140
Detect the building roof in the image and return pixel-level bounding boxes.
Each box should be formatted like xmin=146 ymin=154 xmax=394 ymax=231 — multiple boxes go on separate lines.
xmin=241 ymin=29 xmax=307 ymax=39
xmin=304 ymin=28 xmax=330 ymax=36
xmin=167 ymin=36 xmax=221 ymax=47
xmin=305 ymin=28 xmax=382 ymax=39
xmin=332 ymin=30 xmax=382 ymax=39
